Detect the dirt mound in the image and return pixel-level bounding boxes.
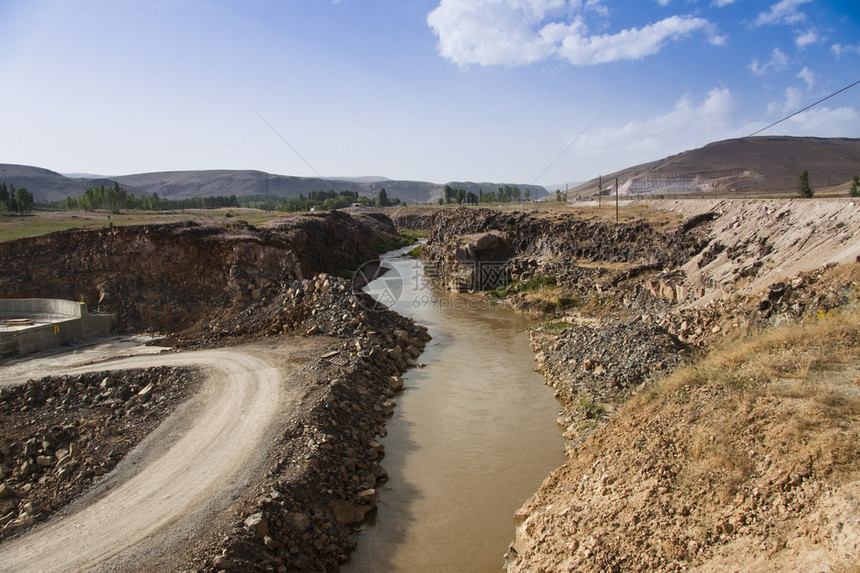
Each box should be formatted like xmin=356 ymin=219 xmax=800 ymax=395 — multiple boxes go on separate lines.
xmin=0 ymin=210 xmax=405 ymax=335
xmin=507 ymin=305 xmax=860 ymax=572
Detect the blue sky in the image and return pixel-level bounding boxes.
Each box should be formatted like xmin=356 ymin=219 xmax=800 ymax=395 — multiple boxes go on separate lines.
xmin=1 ymin=0 xmax=858 ymax=187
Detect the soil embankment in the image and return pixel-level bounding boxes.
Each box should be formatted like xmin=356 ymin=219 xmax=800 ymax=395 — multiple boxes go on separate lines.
xmin=0 ymin=211 xmax=430 ymax=571
xmin=0 ymin=210 xmax=402 ymax=335
xmin=417 ymin=200 xmax=860 ymax=571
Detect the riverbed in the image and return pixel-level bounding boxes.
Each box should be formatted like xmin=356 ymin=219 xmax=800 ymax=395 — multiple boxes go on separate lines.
xmin=344 ymin=248 xmax=565 ymax=572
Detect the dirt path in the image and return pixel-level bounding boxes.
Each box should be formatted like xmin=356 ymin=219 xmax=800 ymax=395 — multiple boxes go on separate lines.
xmin=0 ymin=342 xmax=322 ymax=572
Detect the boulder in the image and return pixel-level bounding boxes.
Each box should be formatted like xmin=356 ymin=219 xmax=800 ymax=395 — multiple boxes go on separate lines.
xmin=243 ymin=512 xmax=268 ymax=539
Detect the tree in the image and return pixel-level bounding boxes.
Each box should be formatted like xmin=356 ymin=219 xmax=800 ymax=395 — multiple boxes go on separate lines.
xmin=850 ymin=175 xmax=860 ymax=197
xmin=524 ymin=188 xmax=530 ymax=202
xmin=376 ymin=188 xmax=389 ymax=207
xmin=798 ymin=170 xmax=814 ymax=198
xmin=14 ymin=187 xmax=33 ymax=213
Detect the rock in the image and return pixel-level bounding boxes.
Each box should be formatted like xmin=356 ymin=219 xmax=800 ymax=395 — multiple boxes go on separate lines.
xmin=0 ymin=483 xmax=14 ymax=500
xmin=35 ymin=456 xmax=54 ymax=467
xmin=286 ymin=512 xmax=311 ymax=533
xmin=213 ymin=554 xmax=233 ymax=570
xmin=243 ymin=512 xmax=268 ymax=539
xmin=389 ymin=376 xmax=404 ymax=391
xmin=357 ymin=489 xmax=378 ymax=507
xmin=331 ymin=500 xmax=374 ymax=525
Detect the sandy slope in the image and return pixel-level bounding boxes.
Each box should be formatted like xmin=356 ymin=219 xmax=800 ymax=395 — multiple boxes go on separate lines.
xmin=0 ymin=343 xmax=317 ymax=572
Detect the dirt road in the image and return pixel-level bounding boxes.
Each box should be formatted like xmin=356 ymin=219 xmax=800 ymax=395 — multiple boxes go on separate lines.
xmin=0 ymin=341 xmax=323 ymax=572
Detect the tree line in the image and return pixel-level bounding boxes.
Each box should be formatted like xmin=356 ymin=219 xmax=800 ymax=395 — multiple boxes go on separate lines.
xmin=51 ymin=183 xmax=401 ymax=213
xmin=62 ymin=183 xmax=240 ymax=211
xmin=0 ymin=181 xmax=34 ymax=214
xmin=440 ymin=184 xmax=533 ymax=205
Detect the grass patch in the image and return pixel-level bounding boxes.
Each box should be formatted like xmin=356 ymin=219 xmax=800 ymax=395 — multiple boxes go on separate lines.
xmin=0 ymin=209 xmax=284 ymax=243
xmin=654 ymin=307 xmax=860 ymax=398
xmin=521 ymin=274 xmax=557 ymax=291
xmin=406 ymin=245 xmax=422 ymax=258
xmin=576 ymin=393 xmax=606 ymax=420
xmin=556 ymin=296 xmax=581 ymax=311
xmin=399 ymin=229 xmax=427 ymax=243
xmin=542 ymin=320 xmax=578 ymax=334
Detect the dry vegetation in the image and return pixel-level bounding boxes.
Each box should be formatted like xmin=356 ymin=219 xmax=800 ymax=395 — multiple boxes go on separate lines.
xmin=0 ymin=208 xmax=284 ymax=243
xmin=509 ymin=266 xmax=860 ymax=572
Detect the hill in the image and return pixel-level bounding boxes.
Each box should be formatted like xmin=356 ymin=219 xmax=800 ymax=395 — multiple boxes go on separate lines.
xmin=568 ymin=136 xmax=860 ymax=198
xmin=0 ymin=164 xmax=547 ymax=205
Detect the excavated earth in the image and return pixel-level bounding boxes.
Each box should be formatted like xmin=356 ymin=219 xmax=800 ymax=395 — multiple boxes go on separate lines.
xmin=3 ymin=200 xmax=860 ymax=571
xmin=415 ymin=200 xmax=860 ymax=572
xmin=0 ymin=211 xmax=430 ymax=571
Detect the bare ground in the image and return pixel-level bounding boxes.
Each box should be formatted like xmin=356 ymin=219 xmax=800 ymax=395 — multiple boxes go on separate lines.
xmin=0 ymin=337 xmax=332 ymax=572
xmin=505 ymin=198 xmax=860 ymax=572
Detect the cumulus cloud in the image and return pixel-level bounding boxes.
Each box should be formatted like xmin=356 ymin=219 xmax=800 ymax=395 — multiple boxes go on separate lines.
xmin=557 ymin=15 xmax=715 ymax=64
xmin=768 ymin=86 xmax=804 ymax=116
xmin=795 ymin=28 xmax=819 ymax=48
xmin=797 ymin=67 xmax=815 ymax=88
xmin=832 ymin=43 xmax=860 ymax=57
xmin=778 ymin=106 xmax=860 ymax=136
xmin=574 ymin=87 xmax=737 ymax=163
xmin=712 ymin=0 xmax=736 ymax=6
xmin=754 ymin=0 xmax=811 ymax=26
xmin=426 ymin=0 xmax=718 ymax=67
xmin=750 ymin=48 xmax=788 ymax=75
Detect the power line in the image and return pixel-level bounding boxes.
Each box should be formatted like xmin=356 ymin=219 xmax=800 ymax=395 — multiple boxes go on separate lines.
xmin=746 ymin=79 xmax=860 ymax=138
xmin=532 ymin=109 xmax=607 ymax=184
xmin=253 ymin=109 xmax=323 ymax=178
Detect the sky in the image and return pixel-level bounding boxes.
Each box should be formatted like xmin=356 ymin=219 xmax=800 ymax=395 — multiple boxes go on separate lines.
xmin=1 ymin=0 xmax=858 ymax=187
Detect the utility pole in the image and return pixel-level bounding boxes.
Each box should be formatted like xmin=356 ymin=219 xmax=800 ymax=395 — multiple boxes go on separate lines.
xmin=615 ymin=178 xmax=619 ymax=222
xmin=598 ymin=175 xmax=602 ymax=208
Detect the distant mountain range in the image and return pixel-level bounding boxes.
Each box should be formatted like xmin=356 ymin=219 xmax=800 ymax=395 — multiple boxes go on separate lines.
xmin=3 ymin=136 xmax=858 ymax=205
xmin=0 ymin=165 xmax=549 ymax=205
xmin=568 ymin=136 xmax=860 ymax=198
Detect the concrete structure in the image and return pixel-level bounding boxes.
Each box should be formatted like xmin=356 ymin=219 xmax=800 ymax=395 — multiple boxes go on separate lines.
xmin=0 ymin=299 xmax=114 ymax=359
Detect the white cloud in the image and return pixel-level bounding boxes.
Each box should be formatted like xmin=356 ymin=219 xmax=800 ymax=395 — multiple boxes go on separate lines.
xmin=768 ymin=86 xmax=804 ymax=116
xmin=754 ymin=0 xmax=812 ymax=26
xmin=797 ymin=66 xmax=815 ymax=88
xmin=557 ymin=15 xmax=713 ymax=64
xmin=712 ymin=0 xmax=736 ymax=6
xmin=750 ymin=48 xmax=788 ymax=75
xmin=574 ymin=87 xmax=737 ymax=165
xmin=764 ymin=106 xmax=860 ymax=138
xmin=832 ymin=43 xmax=860 ymax=57
xmin=427 ymin=0 xmax=717 ymax=67
xmin=656 ymin=0 xmax=671 ymax=5
xmin=795 ymin=28 xmax=819 ymax=48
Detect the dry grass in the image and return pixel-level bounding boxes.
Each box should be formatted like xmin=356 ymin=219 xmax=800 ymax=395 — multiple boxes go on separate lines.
xmin=0 ymin=208 xmax=286 ymax=243
xmin=656 ymin=307 xmax=860 ymax=397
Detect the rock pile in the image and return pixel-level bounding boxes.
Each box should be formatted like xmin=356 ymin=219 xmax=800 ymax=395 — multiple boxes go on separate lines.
xmin=183 ymin=300 xmax=430 ymax=572
xmin=531 ymin=318 xmax=689 ymax=441
xmin=0 ymin=367 xmax=199 ymax=540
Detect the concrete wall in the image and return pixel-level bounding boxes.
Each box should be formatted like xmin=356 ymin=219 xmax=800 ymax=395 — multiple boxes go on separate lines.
xmin=0 ymin=298 xmax=85 ymax=319
xmin=0 ymin=299 xmax=114 ymax=359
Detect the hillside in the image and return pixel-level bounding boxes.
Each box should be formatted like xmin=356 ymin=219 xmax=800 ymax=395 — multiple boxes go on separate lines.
xmin=0 ymin=164 xmax=547 ymax=205
xmin=569 ymin=136 xmax=860 ymax=198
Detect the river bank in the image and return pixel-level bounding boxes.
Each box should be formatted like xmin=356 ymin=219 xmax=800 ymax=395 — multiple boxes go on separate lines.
xmin=409 ymin=200 xmax=860 ymax=571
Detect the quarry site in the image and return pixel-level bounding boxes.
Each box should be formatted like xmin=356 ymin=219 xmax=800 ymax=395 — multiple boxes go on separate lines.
xmin=0 ymin=194 xmax=859 ymax=572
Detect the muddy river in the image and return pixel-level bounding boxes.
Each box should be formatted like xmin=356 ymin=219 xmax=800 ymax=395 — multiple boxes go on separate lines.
xmin=344 ymin=248 xmax=565 ymax=572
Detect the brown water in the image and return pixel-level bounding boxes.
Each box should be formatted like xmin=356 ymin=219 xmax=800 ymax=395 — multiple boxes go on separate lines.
xmin=344 ymin=248 xmax=564 ymax=572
